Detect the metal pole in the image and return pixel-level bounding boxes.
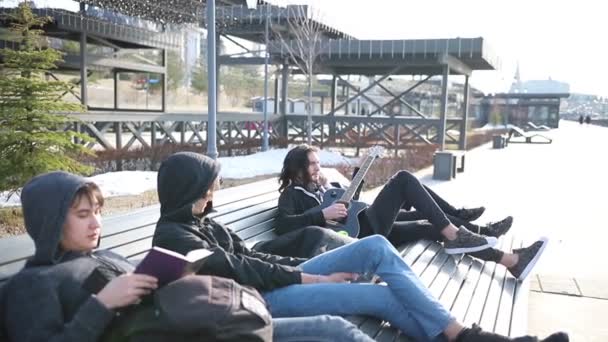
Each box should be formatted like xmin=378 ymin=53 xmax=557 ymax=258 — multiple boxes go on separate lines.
xmin=273 ymin=74 xmax=279 ymax=114
xmin=79 ymin=2 xmax=87 ymax=108
xmin=459 ymin=75 xmax=469 ymax=150
xmin=262 ymin=5 xmax=269 ymax=151
xmin=207 ymin=0 xmax=218 ymax=159
xmin=438 ymin=64 xmax=449 ymax=150
xmin=161 ymin=49 xmax=167 ymax=112
xmin=113 ymin=52 xmax=118 ymax=110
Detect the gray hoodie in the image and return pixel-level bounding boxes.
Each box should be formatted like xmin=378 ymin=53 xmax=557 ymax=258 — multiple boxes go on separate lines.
xmin=3 ymin=171 xmax=134 ymax=342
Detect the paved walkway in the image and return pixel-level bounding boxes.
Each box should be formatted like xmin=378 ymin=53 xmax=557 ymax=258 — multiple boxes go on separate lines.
xmin=362 ymin=120 xmax=608 ymax=340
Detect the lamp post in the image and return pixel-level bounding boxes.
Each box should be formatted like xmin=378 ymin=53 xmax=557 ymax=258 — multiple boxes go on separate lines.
xmin=206 ymin=0 xmax=218 ymax=159
xmin=246 ymin=0 xmax=269 ymax=151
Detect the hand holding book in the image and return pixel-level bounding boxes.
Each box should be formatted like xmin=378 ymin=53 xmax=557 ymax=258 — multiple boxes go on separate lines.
xmin=134 ymin=246 xmax=213 ymax=286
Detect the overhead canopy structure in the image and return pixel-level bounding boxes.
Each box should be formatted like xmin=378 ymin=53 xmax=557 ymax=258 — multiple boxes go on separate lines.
xmin=0 ymin=7 xmax=179 ymax=50
xmin=212 ymin=4 xmax=354 ymax=43
xmin=269 ymin=37 xmax=498 ymax=76
xmin=78 ymin=0 xmax=249 ymax=24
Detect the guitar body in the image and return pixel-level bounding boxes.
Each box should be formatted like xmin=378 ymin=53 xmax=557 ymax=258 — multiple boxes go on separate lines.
xmin=320 ymin=188 xmax=367 ymax=238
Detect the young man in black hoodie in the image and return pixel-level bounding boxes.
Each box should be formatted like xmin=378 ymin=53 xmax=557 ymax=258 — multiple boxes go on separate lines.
xmin=1 ymin=171 xmax=375 ymax=342
xmin=153 ymin=151 xmax=568 ymax=342
xmin=275 ymin=144 xmax=549 ymax=281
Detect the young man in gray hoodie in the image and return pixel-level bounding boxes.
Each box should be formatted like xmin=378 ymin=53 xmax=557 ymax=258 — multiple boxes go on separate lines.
xmin=0 ymin=171 xmax=374 ymax=342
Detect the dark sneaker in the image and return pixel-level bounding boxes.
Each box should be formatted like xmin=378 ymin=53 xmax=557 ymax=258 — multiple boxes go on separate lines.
xmin=508 ymin=237 xmax=549 ymax=281
xmin=443 ymin=226 xmax=498 ymax=255
xmin=457 ymin=323 xmax=569 ymax=342
xmin=457 ymin=206 xmax=486 ymax=221
xmin=480 ymin=216 xmax=514 ymax=237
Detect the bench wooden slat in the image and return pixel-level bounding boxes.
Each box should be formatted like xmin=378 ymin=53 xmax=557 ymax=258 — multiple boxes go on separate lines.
xmin=449 ymin=259 xmax=483 ymax=320
xmin=480 ymin=237 xmax=516 ymax=333
xmin=410 ymin=243 xmax=442 ymax=277
xmin=462 ymin=261 xmax=499 ymax=326
xmin=375 ymin=325 xmax=410 ymax=342
xmin=480 ymin=266 xmax=509 ymax=330
xmin=429 ymin=254 xmax=465 ymax=300
xmin=358 ymin=319 xmax=387 ymax=339
xmin=464 ymin=236 xmax=514 ymax=327
xmin=439 ymin=257 xmax=474 ymax=311
xmin=244 ymin=229 xmax=277 ymax=248
xmin=401 ymin=240 xmax=433 ymax=265
xmin=507 ymin=240 xmax=528 ymax=337
xmin=0 ymin=235 xmax=34 ymax=266
xmin=419 ymin=249 xmax=451 ymax=288
xmin=237 ymin=221 xmax=276 ymax=241
xmin=210 ymin=192 xmax=279 ymax=222
xmin=101 ymin=206 xmax=160 ymax=237
xmin=220 ymin=206 xmax=278 ymax=231
xmin=107 ymin=236 xmax=153 ymax=259
xmin=98 ymin=224 xmax=155 ymax=250
xmin=0 ymin=262 xmax=25 ymax=283
xmin=494 ymin=276 xmax=517 ymax=336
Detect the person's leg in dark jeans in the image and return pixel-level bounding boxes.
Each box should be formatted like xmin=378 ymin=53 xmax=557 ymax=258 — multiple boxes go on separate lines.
xmin=385 ymin=220 xmax=443 ymax=246
xmin=360 ymin=171 xmax=497 ymax=254
xmin=389 ymin=209 xmax=545 ymax=278
xmin=396 ymin=210 xmax=514 ymax=238
xmin=422 ymin=185 xmax=486 ymax=221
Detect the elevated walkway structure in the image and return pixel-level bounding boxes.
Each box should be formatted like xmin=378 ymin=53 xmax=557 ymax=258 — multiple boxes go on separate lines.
xmin=1 ymin=0 xmax=501 ymax=154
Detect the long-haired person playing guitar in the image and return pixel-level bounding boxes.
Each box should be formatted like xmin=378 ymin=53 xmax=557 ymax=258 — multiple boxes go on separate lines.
xmin=268 ymin=144 xmax=548 ymax=281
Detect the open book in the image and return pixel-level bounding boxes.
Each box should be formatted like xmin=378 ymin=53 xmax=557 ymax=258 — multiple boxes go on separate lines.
xmin=134 ymin=246 xmax=213 ymax=286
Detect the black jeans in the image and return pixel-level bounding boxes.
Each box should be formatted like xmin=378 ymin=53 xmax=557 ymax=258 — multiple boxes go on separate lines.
xmin=358 ymin=171 xmax=503 ymax=263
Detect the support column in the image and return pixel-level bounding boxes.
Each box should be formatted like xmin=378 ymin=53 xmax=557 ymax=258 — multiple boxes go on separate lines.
xmin=113 ymin=60 xmax=118 ymax=109
xmin=273 ymin=74 xmax=279 ymax=114
xmin=115 ymin=122 xmax=123 ymax=171
xmin=459 ymin=75 xmax=469 ymax=150
xmin=280 ymin=62 xmax=289 ymax=144
xmin=206 ymin=0 xmax=218 ymax=159
xmin=345 ymin=85 xmax=350 ymax=115
xmin=161 ymin=49 xmax=167 ymax=112
xmin=438 ymin=64 xmax=449 ymax=150
xmin=262 ymin=10 xmax=270 ymax=151
xmin=329 ymin=75 xmax=338 ymax=143
xmin=280 ymin=63 xmax=289 ymax=115
xmin=79 ymin=2 xmax=88 ymax=108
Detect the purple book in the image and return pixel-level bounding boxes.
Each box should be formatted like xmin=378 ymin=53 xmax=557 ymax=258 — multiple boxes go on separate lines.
xmin=134 ymin=246 xmax=212 ymax=286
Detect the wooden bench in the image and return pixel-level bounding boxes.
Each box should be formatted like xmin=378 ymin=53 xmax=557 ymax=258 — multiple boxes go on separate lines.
xmin=0 ymin=176 xmax=530 ymax=342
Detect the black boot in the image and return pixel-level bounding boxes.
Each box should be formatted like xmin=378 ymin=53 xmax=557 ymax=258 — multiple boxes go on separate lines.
xmin=456 ymin=324 xmax=568 ymax=342
xmin=457 ymin=206 xmax=486 ymax=221
xmin=479 ymin=216 xmax=514 ymax=237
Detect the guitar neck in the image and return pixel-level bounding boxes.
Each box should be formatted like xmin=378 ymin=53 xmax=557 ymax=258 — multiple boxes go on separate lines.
xmin=339 ymin=155 xmax=376 ymax=203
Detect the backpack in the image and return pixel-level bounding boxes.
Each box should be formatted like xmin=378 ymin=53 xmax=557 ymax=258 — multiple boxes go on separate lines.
xmin=106 ymin=275 xmax=272 ymax=342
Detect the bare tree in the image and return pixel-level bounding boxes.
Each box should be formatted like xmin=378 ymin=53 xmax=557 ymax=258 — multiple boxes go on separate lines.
xmin=270 ymin=5 xmax=327 ymax=145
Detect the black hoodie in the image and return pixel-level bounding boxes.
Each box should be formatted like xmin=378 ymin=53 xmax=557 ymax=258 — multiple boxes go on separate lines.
xmin=152 ymin=152 xmax=305 ymax=292
xmin=3 ymin=172 xmax=134 ymax=342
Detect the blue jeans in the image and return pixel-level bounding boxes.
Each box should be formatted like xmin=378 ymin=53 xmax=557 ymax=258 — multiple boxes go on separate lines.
xmin=263 ymin=235 xmax=454 ymax=341
xmin=273 ymin=315 xmax=374 ymax=342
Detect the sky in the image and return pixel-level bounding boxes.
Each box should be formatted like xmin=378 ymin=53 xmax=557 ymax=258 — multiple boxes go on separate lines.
xmin=280 ymin=0 xmax=607 ymax=96
xmin=5 ymin=0 xmax=607 ymax=96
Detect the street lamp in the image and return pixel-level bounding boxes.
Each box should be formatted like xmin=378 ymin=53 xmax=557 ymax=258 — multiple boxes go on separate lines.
xmin=246 ymin=0 xmax=270 ymax=151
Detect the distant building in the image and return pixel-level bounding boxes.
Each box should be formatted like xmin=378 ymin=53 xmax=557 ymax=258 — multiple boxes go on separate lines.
xmin=509 ymin=63 xmax=570 ymax=94
xmin=472 ymin=93 xmax=569 ymax=128
xmin=510 ymin=79 xmax=570 ymax=94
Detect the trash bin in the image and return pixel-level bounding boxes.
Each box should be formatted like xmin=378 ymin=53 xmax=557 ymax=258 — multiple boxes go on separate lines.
xmin=492 ymin=135 xmax=506 ymax=149
xmin=433 ymin=151 xmax=455 ymax=180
